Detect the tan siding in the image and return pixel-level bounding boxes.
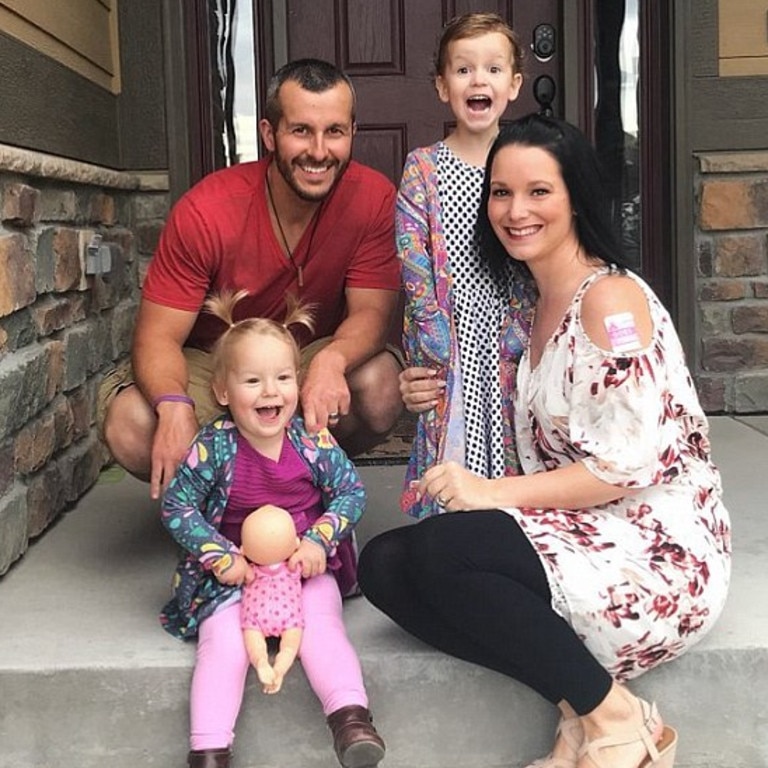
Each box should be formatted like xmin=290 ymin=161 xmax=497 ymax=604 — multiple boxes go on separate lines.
xmin=0 ymin=0 xmax=120 ymax=92
xmin=719 ymin=0 xmax=768 ymax=76
xmin=719 ymin=0 xmax=768 ymax=56
xmin=720 ymin=58 xmax=768 ymax=77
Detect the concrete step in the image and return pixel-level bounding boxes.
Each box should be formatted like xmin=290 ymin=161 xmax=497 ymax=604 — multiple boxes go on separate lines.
xmin=0 ymin=417 xmax=766 ymax=768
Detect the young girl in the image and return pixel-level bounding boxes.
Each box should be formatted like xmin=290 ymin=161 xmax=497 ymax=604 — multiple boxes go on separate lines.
xmin=396 ymin=12 xmax=534 ymax=518
xmin=159 ymin=290 xmax=385 ymax=768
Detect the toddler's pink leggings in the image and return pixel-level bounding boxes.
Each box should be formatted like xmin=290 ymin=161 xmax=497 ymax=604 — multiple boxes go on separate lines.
xmin=190 ymin=572 xmax=368 ymax=750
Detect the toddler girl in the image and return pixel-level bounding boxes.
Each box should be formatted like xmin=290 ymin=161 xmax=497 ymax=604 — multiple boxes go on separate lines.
xmin=160 ymin=290 xmax=385 ymax=768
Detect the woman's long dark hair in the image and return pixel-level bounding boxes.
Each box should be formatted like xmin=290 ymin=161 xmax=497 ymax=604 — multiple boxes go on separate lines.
xmin=477 ymin=113 xmax=631 ymax=289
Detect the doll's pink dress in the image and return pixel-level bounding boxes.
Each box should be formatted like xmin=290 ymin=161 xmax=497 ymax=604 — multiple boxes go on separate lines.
xmin=240 ymin=562 xmax=303 ymax=637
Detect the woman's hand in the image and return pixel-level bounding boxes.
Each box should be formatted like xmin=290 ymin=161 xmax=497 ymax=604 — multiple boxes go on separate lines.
xmin=289 ymin=538 xmax=327 ymax=579
xmin=399 ymin=366 xmax=446 ymax=412
xmin=422 ymin=460 xmax=627 ymax=513
xmin=420 ymin=461 xmax=497 ymax=511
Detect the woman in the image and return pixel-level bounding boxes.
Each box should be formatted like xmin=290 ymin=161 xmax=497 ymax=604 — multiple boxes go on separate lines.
xmin=358 ymin=114 xmax=731 ymax=768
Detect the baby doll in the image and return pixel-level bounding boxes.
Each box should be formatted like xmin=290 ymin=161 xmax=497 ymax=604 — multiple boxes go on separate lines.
xmin=239 ymin=504 xmax=303 ymax=694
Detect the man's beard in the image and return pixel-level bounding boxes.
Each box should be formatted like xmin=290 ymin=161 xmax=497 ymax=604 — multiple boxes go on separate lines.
xmin=272 ymin=150 xmax=349 ymax=203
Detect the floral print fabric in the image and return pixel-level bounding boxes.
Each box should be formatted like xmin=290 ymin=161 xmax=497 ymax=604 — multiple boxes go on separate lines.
xmin=508 ymin=268 xmax=731 ymax=680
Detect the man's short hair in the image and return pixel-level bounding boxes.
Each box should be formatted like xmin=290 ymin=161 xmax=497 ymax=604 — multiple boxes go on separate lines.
xmin=264 ymin=58 xmax=357 ymax=128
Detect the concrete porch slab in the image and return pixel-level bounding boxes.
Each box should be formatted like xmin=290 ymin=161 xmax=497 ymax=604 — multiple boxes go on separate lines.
xmin=0 ymin=417 xmax=765 ymax=767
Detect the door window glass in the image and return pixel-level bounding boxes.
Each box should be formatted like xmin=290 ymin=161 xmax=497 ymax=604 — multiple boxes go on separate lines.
xmin=215 ymin=0 xmax=258 ymax=164
xmin=593 ymin=0 xmax=640 ymax=270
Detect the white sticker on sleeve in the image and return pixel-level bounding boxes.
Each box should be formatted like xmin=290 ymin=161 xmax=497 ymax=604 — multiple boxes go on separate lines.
xmin=604 ymin=312 xmax=642 ymax=353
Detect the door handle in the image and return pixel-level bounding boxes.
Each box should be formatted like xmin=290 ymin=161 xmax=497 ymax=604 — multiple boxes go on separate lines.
xmin=533 ymin=75 xmax=556 ymax=116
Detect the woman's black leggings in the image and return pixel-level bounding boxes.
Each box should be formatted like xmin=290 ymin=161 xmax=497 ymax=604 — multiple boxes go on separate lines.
xmin=357 ymin=510 xmax=612 ymax=715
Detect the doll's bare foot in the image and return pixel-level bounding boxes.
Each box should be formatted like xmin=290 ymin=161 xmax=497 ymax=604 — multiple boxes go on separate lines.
xmin=256 ymin=659 xmax=276 ymax=690
xmin=264 ymin=669 xmax=285 ymax=694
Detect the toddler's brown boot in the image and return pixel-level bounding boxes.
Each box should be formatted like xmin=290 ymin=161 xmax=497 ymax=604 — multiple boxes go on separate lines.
xmin=326 ymin=705 xmax=386 ymax=768
xmin=187 ymin=748 xmax=231 ymax=768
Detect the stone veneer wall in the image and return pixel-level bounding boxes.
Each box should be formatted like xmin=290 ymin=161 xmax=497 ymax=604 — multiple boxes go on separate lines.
xmin=0 ymin=144 xmax=168 ymax=575
xmin=695 ymin=150 xmax=768 ymax=413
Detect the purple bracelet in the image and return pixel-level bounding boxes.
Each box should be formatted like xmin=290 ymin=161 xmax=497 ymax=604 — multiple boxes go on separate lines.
xmin=151 ymin=393 xmax=195 ymax=413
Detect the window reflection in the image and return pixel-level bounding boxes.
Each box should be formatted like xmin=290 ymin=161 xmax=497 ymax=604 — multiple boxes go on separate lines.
xmin=215 ymin=0 xmax=258 ymax=165
xmin=594 ymin=0 xmax=640 ymax=270
xmin=232 ymin=0 xmax=258 ymax=162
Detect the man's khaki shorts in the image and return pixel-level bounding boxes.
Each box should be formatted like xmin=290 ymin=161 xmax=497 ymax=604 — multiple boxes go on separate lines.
xmin=96 ymin=340 xmax=404 ymax=434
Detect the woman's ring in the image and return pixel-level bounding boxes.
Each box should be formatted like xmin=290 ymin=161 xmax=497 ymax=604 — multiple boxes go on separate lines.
xmin=329 ymin=412 xmax=340 ymax=420
xmin=437 ymin=496 xmax=446 ymax=506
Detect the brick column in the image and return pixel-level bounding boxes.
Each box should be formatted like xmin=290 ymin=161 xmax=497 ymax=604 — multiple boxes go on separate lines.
xmin=0 ymin=145 xmax=169 ymax=574
xmin=695 ymin=152 xmax=768 ymax=412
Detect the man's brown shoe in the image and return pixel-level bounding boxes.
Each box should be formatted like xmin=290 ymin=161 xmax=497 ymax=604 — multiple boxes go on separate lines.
xmin=326 ymin=705 xmax=386 ymax=768
xmin=187 ymin=748 xmax=231 ymax=768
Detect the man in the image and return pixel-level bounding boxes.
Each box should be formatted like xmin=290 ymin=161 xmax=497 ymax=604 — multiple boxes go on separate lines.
xmin=99 ymin=59 xmax=403 ymax=500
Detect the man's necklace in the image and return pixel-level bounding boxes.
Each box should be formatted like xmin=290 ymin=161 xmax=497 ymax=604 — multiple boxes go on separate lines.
xmin=265 ymin=174 xmax=322 ymax=289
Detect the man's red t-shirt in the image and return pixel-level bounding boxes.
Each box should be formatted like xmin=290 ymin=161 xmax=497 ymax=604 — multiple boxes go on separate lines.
xmin=142 ymin=157 xmax=399 ymax=350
